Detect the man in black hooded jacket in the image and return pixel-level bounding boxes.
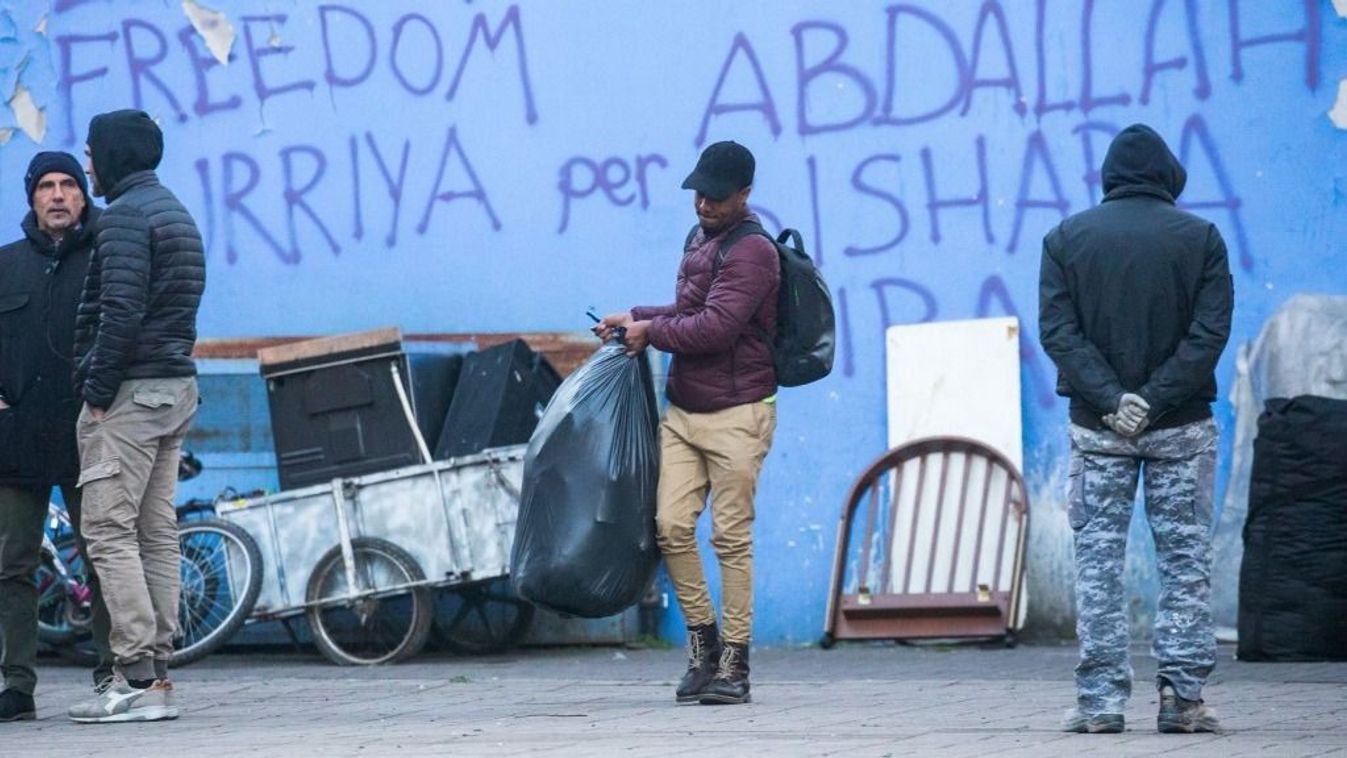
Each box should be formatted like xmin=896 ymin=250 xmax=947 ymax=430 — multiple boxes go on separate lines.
xmin=1039 ymin=124 xmax=1232 ymax=735
xmin=0 ymin=151 xmax=112 ymax=722
xmin=67 ymin=110 xmax=204 ymax=724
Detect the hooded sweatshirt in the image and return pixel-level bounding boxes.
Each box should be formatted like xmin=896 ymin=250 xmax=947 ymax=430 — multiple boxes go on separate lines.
xmin=74 ymin=109 xmax=205 ymax=409
xmin=1038 ymin=124 xmax=1234 ymax=430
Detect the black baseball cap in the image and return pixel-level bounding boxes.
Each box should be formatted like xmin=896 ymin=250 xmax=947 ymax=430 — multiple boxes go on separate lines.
xmin=681 ymin=141 xmax=755 ymax=200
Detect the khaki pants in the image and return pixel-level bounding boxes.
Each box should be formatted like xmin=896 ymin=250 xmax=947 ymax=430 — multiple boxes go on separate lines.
xmin=656 ymin=401 xmax=775 ymax=646
xmin=77 ymin=377 xmax=198 ymax=682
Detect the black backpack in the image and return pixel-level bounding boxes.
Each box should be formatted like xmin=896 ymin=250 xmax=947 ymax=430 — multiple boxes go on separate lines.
xmin=686 ymin=220 xmax=836 ymax=387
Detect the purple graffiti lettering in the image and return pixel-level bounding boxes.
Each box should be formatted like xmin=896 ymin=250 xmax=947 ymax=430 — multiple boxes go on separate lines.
xmin=1033 ymin=0 xmax=1075 ymax=117
xmin=193 ymin=157 xmax=216 ymax=259
xmin=695 ymin=32 xmax=782 ymax=148
xmin=241 ymin=15 xmax=316 ymax=106
xmin=845 ymin=154 xmax=909 ymax=257
xmin=557 ymin=157 xmax=598 ymax=234
xmin=963 ymin=1 xmax=1026 ymax=117
xmin=281 ymin=145 xmax=340 ymax=260
xmin=975 ymin=275 xmax=1057 ymax=408
xmin=1176 ymin=113 xmax=1251 ymax=272
xmin=1141 ymin=0 xmax=1211 ymax=105
xmin=876 ymin=4 xmax=969 ymax=126
xmin=556 ymin=154 xmax=665 ymax=233
xmin=1228 ymin=0 xmax=1320 ymax=91
xmin=447 ymin=5 xmax=538 ymax=125
xmin=1008 ymin=130 xmax=1070 ymax=254
xmin=1080 ymin=0 xmax=1133 ymax=113
xmin=223 ymin=152 xmax=290 ymax=265
xmin=871 ymin=277 xmax=939 ymax=331
xmin=348 ymin=135 xmax=364 ymax=241
xmin=807 ymin=155 xmax=825 ymax=267
xmin=920 ymin=136 xmax=993 ymax=245
xmin=793 ymin=21 xmax=877 ymax=136
xmin=1072 ymin=121 xmax=1120 ymax=207
xmin=417 ymin=126 xmax=501 ymax=234
xmin=635 ymin=154 xmax=668 ymax=209
xmin=178 ymin=25 xmax=242 ymax=118
xmin=54 ymin=0 xmax=97 ymax=11
xmin=365 ymin=133 xmax=412 ymax=247
xmin=836 ymin=285 xmax=855 ymax=378
xmin=319 ymin=5 xmax=377 ymax=89
xmin=57 ymin=32 xmax=117 ymax=146
xmin=391 ymin=14 xmax=443 ymax=96
xmin=123 ymin=19 xmax=188 ymax=123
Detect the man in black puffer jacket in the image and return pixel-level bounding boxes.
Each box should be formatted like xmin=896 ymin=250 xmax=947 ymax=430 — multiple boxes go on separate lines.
xmin=0 ymin=152 xmax=110 ymax=722
xmin=67 ymin=110 xmax=204 ymax=724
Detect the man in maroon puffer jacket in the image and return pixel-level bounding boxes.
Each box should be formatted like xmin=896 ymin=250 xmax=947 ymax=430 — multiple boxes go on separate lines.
xmin=597 ymin=141 xmax=779 ymax=706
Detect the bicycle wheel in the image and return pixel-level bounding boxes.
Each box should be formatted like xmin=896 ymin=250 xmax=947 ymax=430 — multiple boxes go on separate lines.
xmin=35 ymin=536 xmax=94 ymax=647
xmin=434 ymin=580 xmax=535 ymax=655
xmin=173 ymin=518 xmax=263 ymax=666
xmin=305 ymin=537 xmax=433 ymax=666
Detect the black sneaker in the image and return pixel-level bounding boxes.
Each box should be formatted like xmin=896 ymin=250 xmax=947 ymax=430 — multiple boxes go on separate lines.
xmin=1158 ymin=684 xmax=1220 ymax=733
xmin=675 ymin=623 xmax=721 ymax=704
xmin=0 ymin=689 xmax=35 ymax=722
xmin=1061 ymin=707 xmax=1124 ymax=733
xmin=698 ymin=642 xmax=750 ymax=705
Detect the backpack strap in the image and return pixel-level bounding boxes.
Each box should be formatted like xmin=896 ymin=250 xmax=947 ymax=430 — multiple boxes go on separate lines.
xmin=711 ymin=219 xmax=772 ymax=280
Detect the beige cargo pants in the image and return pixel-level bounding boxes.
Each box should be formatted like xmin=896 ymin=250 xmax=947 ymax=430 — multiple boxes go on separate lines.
xmin=77 ymin=377 xmax=198 ymax=682
xmin=655 ymin=401 xmax=775 ymax=646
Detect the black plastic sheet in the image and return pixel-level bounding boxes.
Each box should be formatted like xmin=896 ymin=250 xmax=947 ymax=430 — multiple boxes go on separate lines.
xmin=510 ymin=342 xmax=660 ymax=617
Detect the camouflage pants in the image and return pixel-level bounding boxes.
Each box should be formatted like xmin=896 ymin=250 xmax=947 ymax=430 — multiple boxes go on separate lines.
xmin=1068 ymin=418 xmax=1217 ymax=715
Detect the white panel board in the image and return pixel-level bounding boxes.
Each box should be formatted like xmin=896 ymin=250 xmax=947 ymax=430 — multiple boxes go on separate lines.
xmin=886 ymin=317 xmax=1023 ymax=469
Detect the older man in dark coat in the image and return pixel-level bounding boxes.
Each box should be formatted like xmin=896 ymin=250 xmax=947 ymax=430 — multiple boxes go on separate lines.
xmin=0 ymin=151 xmax=107 ymax=722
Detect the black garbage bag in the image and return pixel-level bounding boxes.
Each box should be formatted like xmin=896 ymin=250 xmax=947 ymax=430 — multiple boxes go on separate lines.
xmin=510 ymin=342 xmax=660 ymax=617
xmin=1238 ymin=395 xmax=1347 ymax=661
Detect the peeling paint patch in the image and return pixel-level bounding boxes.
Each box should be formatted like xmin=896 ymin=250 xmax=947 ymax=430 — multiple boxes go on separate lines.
xmin=1331 ymin=79 xmax=1347 ymax=131
xmin=34 ymin=14 xmax=47 ymax=36
xmin=8 ymin=83 xmax=44 ymax=143
xmin=0 ymin=127 xmax=12 ymax=146
xmin=182 ymin=0 xmax=235 ymax=66
xmin=1335 ymin=0 xmax=1347 ymax=18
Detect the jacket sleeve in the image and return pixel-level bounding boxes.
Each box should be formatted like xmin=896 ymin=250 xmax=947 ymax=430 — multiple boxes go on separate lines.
xmin=1038 ymin=229 xmax=1127 ymax=415
xmin=631 ymin=303 xmax=676 ymax=320
xmin=646 ymin=235 xmax=777 ymax=355
xmin=1137 ymin=225 xmax=1234 ymax=421
xmin=81 ymin=205 xmax=153 ymax=409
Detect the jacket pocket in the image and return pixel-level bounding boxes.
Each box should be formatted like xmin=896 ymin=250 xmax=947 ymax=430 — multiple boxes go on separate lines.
xmin=0 ymin=292 xmax=28 ymax=316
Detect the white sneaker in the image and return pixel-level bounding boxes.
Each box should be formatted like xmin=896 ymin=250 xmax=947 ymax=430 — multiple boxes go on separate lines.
xmin=68 ymin=676 xmax=178 ymax=723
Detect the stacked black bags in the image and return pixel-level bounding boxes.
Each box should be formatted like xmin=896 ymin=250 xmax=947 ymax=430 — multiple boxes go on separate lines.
xmin=510 ymin=342 xmax=661 ymax=617
xmin=1238 ymin=396 xmax=1347 ymax=661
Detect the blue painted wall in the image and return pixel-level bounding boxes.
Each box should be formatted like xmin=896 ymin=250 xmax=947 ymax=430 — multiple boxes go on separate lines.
xmin=2 ymin=1 xmax=1344 ymax=644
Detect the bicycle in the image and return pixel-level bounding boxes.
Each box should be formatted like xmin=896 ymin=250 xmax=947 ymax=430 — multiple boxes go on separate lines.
xmin=36 ymin=451 xmax=264 ymax=667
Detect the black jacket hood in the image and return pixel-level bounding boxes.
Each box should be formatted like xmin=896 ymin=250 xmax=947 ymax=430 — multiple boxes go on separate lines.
xmin=87 ymin=109 xmax=163 ymax=195
xmin=1100 ymin=124 xmax=1187 ymax=203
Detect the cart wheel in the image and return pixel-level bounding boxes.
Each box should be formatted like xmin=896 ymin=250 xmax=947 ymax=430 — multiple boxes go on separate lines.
xmin=173 ymin=519 xmax=264 ymax=666
xmin=434 ymin=580 xmax=535 ymax=656
xmin=306 ymin=537 xmax=433 ymax=665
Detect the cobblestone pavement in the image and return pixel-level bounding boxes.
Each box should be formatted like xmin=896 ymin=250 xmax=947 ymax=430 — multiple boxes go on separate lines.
xmin=8 ymin=643 xmax=1345 ymax=757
